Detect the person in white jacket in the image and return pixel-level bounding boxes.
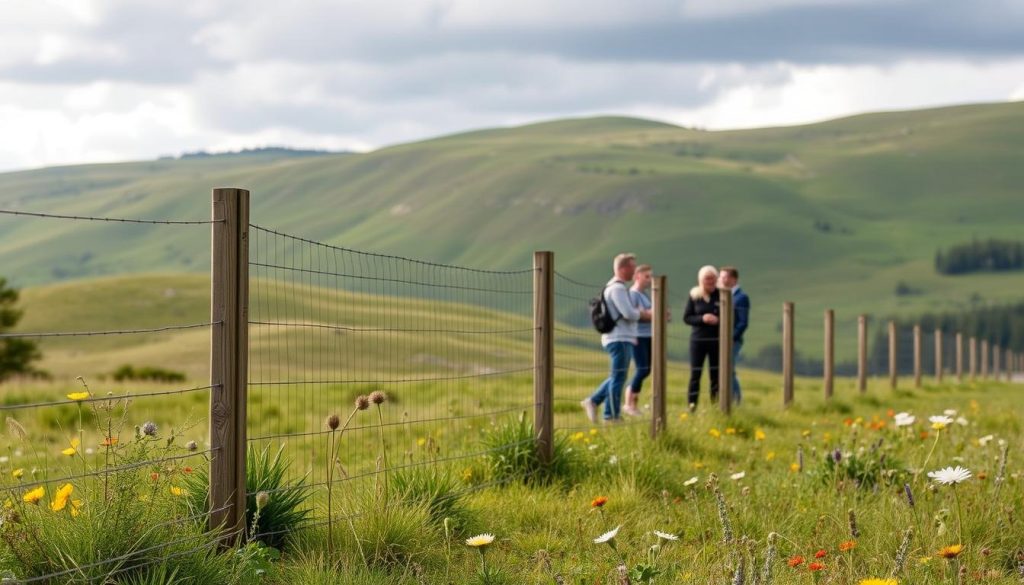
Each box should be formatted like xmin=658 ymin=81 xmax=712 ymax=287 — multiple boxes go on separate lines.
xmin=581 ymin=253 xmax=651 ymax=422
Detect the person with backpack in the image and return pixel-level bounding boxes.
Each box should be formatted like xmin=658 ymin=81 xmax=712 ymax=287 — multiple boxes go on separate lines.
xmin=683 ymin=265 xmax=721 ymax=411
xmin=581 ymin=253 xmax=651 ymax=422
xmin=623 ymin=264 xmax=653 ymax=416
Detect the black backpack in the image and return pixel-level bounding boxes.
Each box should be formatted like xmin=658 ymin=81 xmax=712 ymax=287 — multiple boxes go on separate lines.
xmin=589 ymin=283 xmax=623 ymax=334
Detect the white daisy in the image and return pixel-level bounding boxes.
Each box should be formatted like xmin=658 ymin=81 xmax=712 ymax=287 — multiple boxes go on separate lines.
xmin=684 ymin=476 xmax=699 ymax=487
xmin=894 ymin=412 xmax=916 ymax=427
xmin=955 ymin=416 xmax=969 ymax=426
xmin=653 ymin=530 xmax=679 ymax=541
xmin=730 ymin=471 xmax=746 ymax=481
xmin=978 ymin=434 xmax=994 ymax=446
xmin=929 ymin=415 xmax=954 ymax=428
xmin=943 ymin=409 xmax=957 ymax=416
xmin=608 ymin=455 xmax=619 ymax=465
xmin=465 ymin=533 xmax=495 ymax=547
xmin=594 ymin=526 xmax=621 ymax=544
xmin=927 ymin=466 xmax=972 ymax=485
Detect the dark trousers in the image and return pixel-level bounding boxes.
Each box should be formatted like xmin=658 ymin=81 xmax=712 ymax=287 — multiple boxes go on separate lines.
xmin=688 ymin=338 xmax=720 ymax=407
xmin=629 ymin=336 xmax=652 ymax=393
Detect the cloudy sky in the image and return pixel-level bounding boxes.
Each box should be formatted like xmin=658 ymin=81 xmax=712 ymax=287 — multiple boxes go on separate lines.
xmin=2 ymin=0 xmax=1023 ymax=171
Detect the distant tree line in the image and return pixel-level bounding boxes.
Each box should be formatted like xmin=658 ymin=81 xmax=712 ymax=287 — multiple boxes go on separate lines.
xmin=935 ymin=239 xmax=1024 ymax=275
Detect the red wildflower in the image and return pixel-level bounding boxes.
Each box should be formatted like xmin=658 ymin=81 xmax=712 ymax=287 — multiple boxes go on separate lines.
xmin=808 ymin=562 xmax=825 ymax=571
xmin=591 ymin=496 xmax=608 ymax=509
xmin=182 ymin=467 xmax=193 ymax=474
xmin=839 ymin=540 xmax=856 ymax=552
xmin=150 ymin=473 xmax=159 ymax=482
xmin=815 ymin=549 xmax=827 ymax=559
xmin=787 ymin=556 xmax=805 ymax=568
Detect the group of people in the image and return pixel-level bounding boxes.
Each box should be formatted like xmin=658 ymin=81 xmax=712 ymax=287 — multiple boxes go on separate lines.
xmin=580 ymin=253 xmax=750 ymax=422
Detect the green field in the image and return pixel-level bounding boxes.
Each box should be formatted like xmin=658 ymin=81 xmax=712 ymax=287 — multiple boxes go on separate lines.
xmin=3 ymin=101 xmax=1024 ymax=362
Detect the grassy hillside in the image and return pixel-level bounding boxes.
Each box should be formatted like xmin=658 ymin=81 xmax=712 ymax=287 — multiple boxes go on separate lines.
xmin=3 ymin=102 xmax=1024 ymax=361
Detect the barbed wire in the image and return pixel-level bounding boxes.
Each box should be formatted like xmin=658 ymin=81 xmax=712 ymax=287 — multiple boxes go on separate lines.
xmin=0 ymin=384 xmax=219 ymax=412
xmin=247 ymin=367 xmax=535 ymax=386
xmin=0 ymin=322 xmax=220 ymax=339
xmin=0 ymin=208 xmax=219 ymax=225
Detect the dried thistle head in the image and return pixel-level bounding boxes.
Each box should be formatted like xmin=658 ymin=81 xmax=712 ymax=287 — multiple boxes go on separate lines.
xmin=141 ymin=421 xmax=158 ymax=437
xmin=6 ymin=417 xmax=27 ymax=441
xmin=326 ymin=414 xmax=341 ymax=430
xmin=369 ymin=391 xmax=387 ymax=405
xmin=355 ymin=395 xmax=370 ymax=411
xmin=186 ymin=440 xmax=198 ymax=452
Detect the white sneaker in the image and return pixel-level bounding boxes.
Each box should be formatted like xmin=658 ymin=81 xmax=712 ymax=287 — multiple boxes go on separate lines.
xmin=580 ymin=399 xmax=597 ymax=423
xmin=623 ymin=405 xmax=641 ymax=417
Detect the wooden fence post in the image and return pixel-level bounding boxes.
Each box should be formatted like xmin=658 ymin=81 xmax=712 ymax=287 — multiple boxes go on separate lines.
xmin=981 ymin=340 xmax=989 ymax=380
xmin=913 ymin=325 xmax=922 ymax=388
xmin=969 ymin=337 xmax=977 ymax=382
xmin=650 ymin=276 xmax=667 ymax=438
xmin=994 ymin=345 xmax=1001 ymax=380
xmin=934 ymin=329 xmax=943 ymax=383
xmin=824 ymin=309 xmax=834 ymax=400
xmin=783 ymin=302 xmax=795 ymax=407
xmin=210 ymin=188 xmax=249 ymax=541
xmin=1006 ymin=348 xmax=1013 ymax=383
xmin=857 ymin=315 xmax=868 ymax=393
xmin=888 ymin=321 xmax=898 ymax=390
xmin=719 ymin=288 xmax=734 ymax=415
xmin=533 ymin=251 xmax=554 ymax=465
xmin=955 ymin=332 xmax=963 ymax=383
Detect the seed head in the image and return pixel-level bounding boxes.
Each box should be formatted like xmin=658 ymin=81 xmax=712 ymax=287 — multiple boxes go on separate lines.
xmin=326 ymin=414 xmax=341 ymax=430
xmin=369 ymin=391 xmax=387 ymax=405
xmin=255 ymin=491 xmax=270 ymax=510
xmin=355 ymin=395 xmax=370 ymax=410
xmin=186 ymin=440 xmax=198 ymax=452
xmin=141 ymin=421 xmax=158 ymax=437
xmin=848 ymin=508 xmax=860 ymax=538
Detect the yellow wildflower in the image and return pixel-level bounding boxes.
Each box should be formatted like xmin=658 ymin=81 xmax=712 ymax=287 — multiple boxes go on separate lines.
xmin=570 ymin=432 xmax=585 ymax=442
xmin=23 ymin=486 xmax=45 ymax=505
xmin=70 ymin=499 xmax=83 ymax=518
xmin=858 ymin=579 xmax=898 ymax=585
xmin=62 ymin=437 xmax=80 ymax=456
xmin=790 ymin=462 xmax=800 ymax=473
xmin=50 ymin=483 xmax=74 ymax=512
xmin=589 ymin=429 xmax=598 ymax=436
xmin=66 ymin=392 xmax=90 ymax=401
xmin=708 ymin=428 xmax=721 ymax=438
xmin=801 ymin=430 xmax=812 ymax=438
xmin=754 ymin=429 xmax=766 ymax=441
xmin=12 ymin=468 xmax=24 ymax=480
xmin=765 ymin=451 xmax=776 ymax=461
xmin=170 ymin=486 xmax=186 ymax=497
xmin=416 ymin=437 xmax=427 ymax=447
xmin=725 ymin=428 xmax=737 ymax=435
xmin=679 ymin=413 xmax=689 ymax=421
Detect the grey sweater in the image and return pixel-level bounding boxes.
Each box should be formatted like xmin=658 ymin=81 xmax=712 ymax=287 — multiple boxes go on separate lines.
xmin=600 ymin=278 xmax=640 ymax=347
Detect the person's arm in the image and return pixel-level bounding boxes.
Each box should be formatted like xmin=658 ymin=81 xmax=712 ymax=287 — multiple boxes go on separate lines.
xmin=637 ymin=292 xmax=652 ymax=322
xmin=609 ymin=285 xmax=640 ymax=321
xmin=734 ymin=294 xmax=750 ymax=339
xmin=683 ymin=297 xmax=702 ymax=326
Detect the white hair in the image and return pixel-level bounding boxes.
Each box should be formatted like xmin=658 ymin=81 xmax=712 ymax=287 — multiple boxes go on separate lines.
xmin=689 ymin=265 xmax=719 ymax=300
xmin=613 ymin=253 xmax=637 ymax=272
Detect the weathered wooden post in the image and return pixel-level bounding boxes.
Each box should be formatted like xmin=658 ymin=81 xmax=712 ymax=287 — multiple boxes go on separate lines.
xmin=994 ymin=344 xmax=1001 ymax=380
xmin=824 ymin=309 xmax=834 ymax=400
xmin=533 ymin=251 xmax=554 ymax=465
xmin=1006 ymin=348 xmax=1013 ymax=383
xmin=955 ymin=332 xmax=963 ymax=383
xmin=210 ymin=188 xmax=250 ymax=541
xmin=913 ymin=325 xmax=922 ymax=388
xmin=857 ymin=315 xmax=868 ymax=393
xmin=934 ymin=328 xmax=943 ymax=383
xmin=888 ymin=321 xmax=898 ymax=390
xmin=719 ymin=288 xmax=734 ymax=415
xmin=650 ymin=276 xmax=667 ymax=438
xmin=969 ymin=337 xmax=977 ymax=382
xmin=981 ymin=340 xmax=989 ymax=380
xmin=783 ymin=302 xmax=795 ymax=407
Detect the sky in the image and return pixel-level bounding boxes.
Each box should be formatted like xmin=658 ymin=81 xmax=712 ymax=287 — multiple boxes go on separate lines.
xmin=2 ymin=0 xmax=1024 ymax=172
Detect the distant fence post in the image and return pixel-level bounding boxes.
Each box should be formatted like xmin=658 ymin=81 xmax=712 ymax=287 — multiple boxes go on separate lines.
xmin=981 ymin=340 xmax=989 ymax=380
xmin=994 ymin=345 xmax=1001 ymax=380
xmin=533 ymin=251 xmax=554 ymax=465
xmin=1006 ymin=348 xmax=1013 ymax=383
xmin=719 ymin=288 xmax=734 ymax=415
xmin=857 ymin=315 xmax=868 ymax=393
xmin=913 ymin=325 xmax=922 ymax=388
xmin=969 ymin=337 xmax=977 ymax=382
xmin=934 ymin=328 xmax=943 ymax=383
xmin=650 ymin=276 xmax=667 ymax=438
xmin=783 ymin=302 xmax=794 ymax=407
xmin=955 ymin=332 xmax=963 ymax=383
xmin=209 ymin=188 xmax=250 ymax=542
xmin=888 ymin=321 xmax=898 ymax=390
xmin=824 ymin=309 xmax=834 ymax=400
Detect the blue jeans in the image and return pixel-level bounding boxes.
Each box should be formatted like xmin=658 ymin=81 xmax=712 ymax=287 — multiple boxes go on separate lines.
xmin=589 ymin=341 xmax=634 ymax=420
xmin=629 ymin=337 xmax=652 ymax=393
xmin=732 ymin=340 xmax=743 ymax=404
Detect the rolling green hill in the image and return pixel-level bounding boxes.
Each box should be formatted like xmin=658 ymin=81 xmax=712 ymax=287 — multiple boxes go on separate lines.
xmin=3 ymin=101 xmax=1024 ymax=361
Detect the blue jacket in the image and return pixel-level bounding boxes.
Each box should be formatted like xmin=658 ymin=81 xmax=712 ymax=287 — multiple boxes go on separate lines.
xmin=733 ymin=287 xmax=750 ymax=343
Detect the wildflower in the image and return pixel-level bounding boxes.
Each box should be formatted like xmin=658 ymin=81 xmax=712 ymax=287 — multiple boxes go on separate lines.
xmin=808 ymin=562 xmax=825 ymax=571
xmin=150 ymin=472 xmax=159 ymax=482
xmin=170 ymin=486 xmax=185 ymax=497
xmin=369 ymin=390 xmax=387 ymax=405
xmin=937 ymin=544 xmax=963 ymax=559
xmin=594 ymin=526 xmax=620 ymax=545
xmin=839 ymin=540 xmax=857 ymax=552
xmin=832 ymin=448 xmax=842 ymax=464
xmin=23 ymin=486 xmax=45 ymax=505
xmin=903 ymin=483 xmax=915 ymax=508
xmin=326 ymin=414 xmax=340 ymax=430
xmin=186 ymin=440 xmax=198 ymax=452
xmin=417 ymin=437 xmax=428 ymax=447
xmin=684 ymin=476 xmax=699 ymax=487
xmin=66 ymin=392 xmax=90 ymax=401
xmin=570 ymin=431 xmax=585 ymax=442
xmin=50 ymin=483 xmax=74 ymax=512
xmin=929 ymin=415 xmax=953 ymax=430
xmin=858 ymin=579 xmax=897 ymax=585
xmin=765 ymin=451 xmax=776 ymax=461
xmin=755 ymin=429 xmax=766 ymax=441
xmin=355 ymin=395 xmax=370 ymax=410
xmin=461 ymin=467 xmax=473 ymax=482
xmin=693 ymin=461 xmax=706 ymax=469
xmin=978 ymin=434 xmax=994 ymax=446
xmin=894 ymin=412 xmax=915 ymax=427
xmin=977 ymin=471 xmax=987 ymax=480
xmin=62 ymin=437 xmax=80 ymax=456
xmin=927 ymin=466 xmax=972 ymax=485
xmin=679 ymin=412 xmax=689 ymax=421
xmin=790 ymin=462 xmax=800 ymax=473
xmin=918 ymin=557 xmax=932 ymax=565
xmin=141 ymin=421 xmax=158 ymax=437
xmin=608 ymin=455 xmax=619 ymax=465
xmin=590 ymin=429 xmax=598 ymax=436
xmin=801 ymin=430 xmax=811 ymax=438
xmin=591 ymin=496 xmax=608 ymax=509
xmin=787 ymin=556 xmax=805 ymax=568
xmin=815 ymin=549 xmax=827 ymax=559
xmin=101 ymin=436 xmax=118 ymax=447
xmin=725 ymin=427 xmax=737 ymax=435
xmin=70 ymin=499 xmax=83 ymax=518
xmin=255 ymin=491 xmax=270 ymax=509
xmin=708 ymin=475 xmax=733 ymax=543
xmin=730 ymin=471 xmax=746 ymax=481
xmin=653 ymin=530 xmax=679 ymax=541
xmin=12 ymin=468 xmax=23 ymax=480
xmin=943 ymin=409 xmax=957 ymax=416
xmin=709 ymin=428 xmax=721 ymax=438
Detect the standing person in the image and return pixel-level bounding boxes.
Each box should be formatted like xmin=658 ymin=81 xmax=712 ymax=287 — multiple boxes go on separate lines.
xmin=581 ymin=253 xmax=651 ymax=422
xmin=623 ymin=265 xmax=653 ymax=416
xmin=683 ymin=266 xmax=720 ymax=411
xmin=718 ymin=266 xmax=749 ymax=406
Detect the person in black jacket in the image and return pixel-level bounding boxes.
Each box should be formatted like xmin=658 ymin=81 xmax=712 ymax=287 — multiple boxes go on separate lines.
xmin=683 ymin=265 xmax=721 ymax=411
